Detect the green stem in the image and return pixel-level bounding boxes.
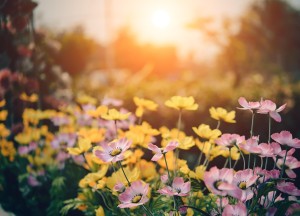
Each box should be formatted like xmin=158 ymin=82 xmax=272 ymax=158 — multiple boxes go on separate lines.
xmin=142 ymin=204 xmax=154 ymax=216
xmin=280 ymin=150 xmax=288 ymax=178
xmin=118 ymin=161 xmax=131 ymax=186
xmin=114 ymin=120 xmax=118 ymax=139
xmin=250 ymin=113 xmax=255 ymax=137
xmin=248 ymin=153 xmax=251 ymax=169
xmin=229 ymin=148 xmax=232 ymax=169
xmin=163 ymin=153 xmax=171 ymax=184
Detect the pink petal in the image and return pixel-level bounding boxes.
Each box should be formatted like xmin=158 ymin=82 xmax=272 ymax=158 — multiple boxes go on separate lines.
xmin=148 ymin=143 xmax=161 ymax=154
xmin=238 ymin=97 xmax=248 ymax=108
xmin=164 ymin=140 xmax=178 ymax=152
xmin=270 ymin=111 xmax=281 ymax=122
xmin=151 ymin=153 xmax=163 ymax=161
xmin=276 ymin=103 xmax=286 ymax=112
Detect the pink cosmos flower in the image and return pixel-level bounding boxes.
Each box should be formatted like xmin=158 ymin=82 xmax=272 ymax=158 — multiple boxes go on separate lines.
xmin=237 ymin=97 xmax=260 ymax=112
xmin=118 ymin=180 xmax=149 ymax=208
xmin=239 ymin=136 xmax=261 ymax=154
xmin=257 ymin=143 xmax=274 ymax=158
xmin=203 ymin=167 xmax=242 ymax=199
xmin=114 ymin=182 xmax=125 ymax=192
xmin=277 ymin=181 xmax=300 ymax=196
xmin=257 ymin=99 xmax=286 ymax=122
xmin=94 ymin=138 xmax=132 ymax=163
xmin=158 ymin=177 xmax=191 ymax=197
xmin=215 ymin=134 xmax=245 ymax=148
xmin=271 ymin=131 xmax=300 ymax=148
xmin=51 ymin=133 xmax=77 ymax=149
xmin=276 ymin=156 xmax=300 ymax=178
xmin=233 ymin=169 xmax=259 ymax=201
xmin=222 ymin=202 xmax=247 ymax=216
xmin=254 ymin=168 xmax=280 ymax=183
xmin=148 ymin=140 xmax=179 ymax=161
xmin=270 ymin=142 xmax=295 ymax=158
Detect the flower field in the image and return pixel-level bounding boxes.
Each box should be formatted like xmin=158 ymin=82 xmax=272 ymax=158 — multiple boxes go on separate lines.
xmin=1 ymin=92 xmax=300 ymax=215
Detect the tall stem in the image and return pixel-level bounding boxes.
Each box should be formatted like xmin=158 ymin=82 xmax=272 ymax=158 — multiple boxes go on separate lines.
xmin=114 ymin=120 xmax=118 ymax=139
xmin=117 ymin=161 xmax=131 ymax=186
xmin=228 ymin=148 xmax=232 ymax=169
xmin=250 ymin=113 xmax=255 ymax=137
xmin=216 ymin=120 xmax=221 ymax=130
xmin=142 ymin=204 xmax=154 ymax=216
xmin=163 ymin=153 xmax=171 ymax=183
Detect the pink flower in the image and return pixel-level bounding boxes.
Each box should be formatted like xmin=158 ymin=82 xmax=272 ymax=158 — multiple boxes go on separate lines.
xmin=94 ymin=138 xmax=132 ymax=163
xmin=257 ymin=99 xmax=286 ymax=122
xmin=114 ymin=182 xmax=125 ymax=192
xmin=237 ymin=97 xmax=260 ymax=113
xmin=203 ymin=167 xmax=242 ymax=199
xmin=270 ymin=142 xmax=295 ymax=158
xmin=118 ymin=180 xmax=149 ymax=208
xmin=276 ymin=156 xmax=300 ymax=178
xmin=158 ymin=177 xmax=191 ymax=197
xmin=257 ymin=143 xmax=274 ymax=158
xmin=222 ymin=202 xmax=247 ymax=216
xmin=277 ymin=181 xmax=300 ymax=196
xmin=271 ymin=131 xmax=300 ymax=148
xmin=233 ymin=169 xmax=259 ymax=201
xmin=260 ymin=191 xmax=284 ymax=208
xmin=215 ymin=134 xmax=245 ymax=148
xmin=254 ymin=168 xmax=280 ymax=183
xmin=148 ymin=140 xmax=178 ymax=161
xmin=239 ymin=136 xmax=261 ymax=154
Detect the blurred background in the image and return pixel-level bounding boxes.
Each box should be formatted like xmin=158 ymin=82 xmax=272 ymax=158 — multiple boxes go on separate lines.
xmin=1 ymin=0 xmax=300 ymax=138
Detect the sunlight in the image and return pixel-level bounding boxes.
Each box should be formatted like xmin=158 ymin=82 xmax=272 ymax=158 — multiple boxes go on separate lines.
xmin=151 ymin=9 xmax=171 ymax=29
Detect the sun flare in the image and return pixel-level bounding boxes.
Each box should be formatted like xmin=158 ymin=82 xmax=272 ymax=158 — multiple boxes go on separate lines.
xmin=151 ymin=9 xmax=171 ymax=29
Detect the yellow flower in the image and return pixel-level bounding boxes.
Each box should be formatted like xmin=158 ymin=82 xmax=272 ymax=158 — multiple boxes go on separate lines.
xmin=106 ymin=167 xmax=140 ymax=189
xmin=139 ymin=159 xmax=157 ymax=181
xmin=157 ymin=151 xmax=187 ymax=171
xmin=79 ymin=165 xmax=108 ymax=188
xmin=0 ymin=140 xmax=16 ymax=162
xmin=78 ymin=128 xmax=106 ymax=143
xmin=125 ymin=122 xmax=160 ymax=148
xmin=0 ymin=124 xmax=10 ymax=137
xmin=160 ymin=127 xmax=194 ymax=150
xmin=133 ymin=97 xmax=158 ymax=117
xmin=76 ymin=94 xmax=97 ymax=105
xmin=95 ymin=206 xmax=105 ymax=216
xmin=165 ymin=96 xmax=198 ymax=111
xmin=15 ymin=131 xmax=32 ymax=145
xmin=220 ymin=146 xmax=240 ymax=160
xmin=209 ymin=107 xmax=236 ymax=123
xmin=101 ymin=108 xmax=131 ymax=121
xmin=0 ymin=110 xmax=8 ymax=121
xmin=0 ymin=99 xmax=5 ymax=107
xmin=87 ymin=105 xmax=108 ymax=118
xmin=67 ymin=137 xmax=92 ymax=155
xmin=19 ymin=92 xmax=38 ymax=102
xmin=192 ymin=124 xmax=221 ymax=141
xmin=189 ymin=165 xmax=206 ymax=180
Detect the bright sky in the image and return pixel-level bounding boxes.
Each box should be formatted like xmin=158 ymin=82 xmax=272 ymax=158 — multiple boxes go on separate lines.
xmin=34 ymin=0 xmax=300 ymax=61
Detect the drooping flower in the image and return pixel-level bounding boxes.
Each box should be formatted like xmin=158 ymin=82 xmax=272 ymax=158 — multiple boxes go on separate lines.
xmin=257 ymin=143 xmax=274 ymax=158
xmin=257 ymin=99 xmax=286 ymax=122
xmin=67 ymin=137 xmax=92 ymax=155
xmin=165 ymin=96 xmax=198 ymax=111
xmin=239 ymin=136 xmax=261 ymax=154
xmin=148 ymin=140 xmax=178 ymax=161
xmin=222 ymin=202 xmax=247 ymax=216
xmin=215 ymin=134 xmax=245 ymax=148
xmin=271 ymin=130 xmax=300 ymax=148
xmin=94 ymin=138 xmax=132 ymax=163
xmin=101 ymin=108 xmax=131 ymax=121
xmin=209 ymin=107 xmax=236 ymax=123
xmin=118 ymin=180 xmax=149 ymax=208
xmin=277 ymin=181 xmax=300 ymax=196
xmin=158 ymin=177 xmax=191 ymax=197
xmin=237 ymin=97 xmax=261 ymax=113
xmin=270 ymin=142 xmax=295 ymax=158
xmin=133 ymin=97 xmax=158 ymax=117
xmin=203 ymin=166 xmax=242 ymax=199
xmin=276 ymin=156 xmax=300 ymax=178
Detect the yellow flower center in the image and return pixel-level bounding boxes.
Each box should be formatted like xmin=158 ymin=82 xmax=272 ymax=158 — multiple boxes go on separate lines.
xmin=132 ymin=195 xmax=142 ymax=203
xmin=110 ymin=148 xmax=121 ymax=156
xmin=239 ymin=182 xmax=247 ymax=189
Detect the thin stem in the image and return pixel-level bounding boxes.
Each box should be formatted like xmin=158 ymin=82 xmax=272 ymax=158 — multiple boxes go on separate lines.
xmin=142 ymin=204 xmax=154 ymax=216
xmin=252 ymin=155 xmax=257 ymax=171
xmin=138 ymin=115 xmax=143 ymax=125
xmin=163 ymin=153 xmax=171 ymax=183
xmin=223 ymin=158 xmax=229 ymax=169
xmin=229 ymin=148 xmax=232 ymax=169
xmin=216 ymin=120 xmax=221 ymax=130
xmin=117 ymin=161 xmax=131 ymax=186
xmin=260 ymin=157 xmax=264 ymax=169
xmin=280 ymin=150 xmax=288 ymax=178
xmin=248 ymin=153 xmax=251 ymax=169
xmin=250 ymin=113 xmax=255 ymax=137
xmin=114 ymin=120 xmax=118 ymax=139
xmin=96 ymin=190 xmax=113 ymax=211
xmin=237 ymin=147 xmax=246 ymax=170
xmin=268 ymin=116 xmax=271 ymax=143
